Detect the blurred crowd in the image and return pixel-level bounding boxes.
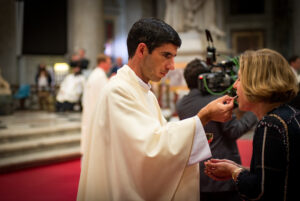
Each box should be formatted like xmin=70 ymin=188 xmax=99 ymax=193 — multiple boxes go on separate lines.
xmin=0 ymin=48 xmax=124 ymax=114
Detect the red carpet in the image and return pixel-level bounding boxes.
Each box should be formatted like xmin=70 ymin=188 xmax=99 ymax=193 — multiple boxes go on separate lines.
xmin=0 ymin=160 xmax=81 ymax=201
xmin=0 ymin=140 xmax=252 ymax=201
xmin=237 ymin=139 xmax=253 ymax=167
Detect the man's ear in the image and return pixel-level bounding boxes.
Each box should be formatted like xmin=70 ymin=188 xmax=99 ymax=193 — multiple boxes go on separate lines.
xmin=136 ymin=43 xmax=148 ymax=58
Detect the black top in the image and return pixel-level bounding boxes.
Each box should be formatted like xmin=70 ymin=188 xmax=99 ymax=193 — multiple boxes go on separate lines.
xmin=236 ymin=104 xmax=300 ymax=201
xmin=176 ymin=89 xmax=257 ymax=192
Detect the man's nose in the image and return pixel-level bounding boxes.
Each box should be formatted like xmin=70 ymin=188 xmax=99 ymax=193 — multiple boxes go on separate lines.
xmin=167 ymin=59 xmax=175 ymax=70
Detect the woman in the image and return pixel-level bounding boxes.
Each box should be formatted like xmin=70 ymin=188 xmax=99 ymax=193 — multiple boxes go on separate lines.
xmin=204 ymin=48 xmax=300 ymax=201
xmin=35 ymin=64 xmax=52 ymax=110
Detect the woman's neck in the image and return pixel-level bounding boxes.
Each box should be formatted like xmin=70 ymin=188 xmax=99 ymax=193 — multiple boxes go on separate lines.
xmin=251 ymin=102 xmax=282 ymax=120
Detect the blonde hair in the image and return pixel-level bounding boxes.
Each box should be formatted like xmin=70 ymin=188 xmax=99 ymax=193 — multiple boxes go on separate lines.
xmin=97 ymin=54 xmax=109 ymax=64
xmin=239 ymin=48 xmax=298 ymax=103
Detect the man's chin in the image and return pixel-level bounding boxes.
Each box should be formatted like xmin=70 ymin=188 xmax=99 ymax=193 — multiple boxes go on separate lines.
xmin=151 ymin=78 xmax=161 ymax=82
xmin=148 ymin=75 xmax=161 ymax=82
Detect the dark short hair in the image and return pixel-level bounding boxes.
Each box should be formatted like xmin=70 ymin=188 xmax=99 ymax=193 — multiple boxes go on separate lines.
xmin=288 ymin=55 xmax=299 ymax=64
xmin=127 ymin=18 xmax=181 ymax=58
xmin=184 ymin=58 xmax=209 ymax=89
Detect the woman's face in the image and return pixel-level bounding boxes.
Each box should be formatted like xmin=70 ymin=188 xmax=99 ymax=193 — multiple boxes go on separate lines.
xmin=233 ymin=69 xmax=253 ymax=111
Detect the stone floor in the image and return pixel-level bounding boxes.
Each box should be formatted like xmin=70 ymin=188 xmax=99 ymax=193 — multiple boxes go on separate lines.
xmin=0 ymin=110 xmax=82 ymax=173
xmin=0 ymin=110 xmax=81 ymax=132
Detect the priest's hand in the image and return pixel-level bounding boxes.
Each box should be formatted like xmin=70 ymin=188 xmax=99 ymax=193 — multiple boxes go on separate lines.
xmin=197 ymin=95 xmax=234 ymax=125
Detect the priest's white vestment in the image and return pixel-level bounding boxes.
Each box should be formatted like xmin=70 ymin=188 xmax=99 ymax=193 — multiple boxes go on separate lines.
xmin=77 ymin=65 xmax=211 ymax=201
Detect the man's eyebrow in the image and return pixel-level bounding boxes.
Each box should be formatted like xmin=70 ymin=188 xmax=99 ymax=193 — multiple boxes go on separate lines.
xmin=161 ymin=51 xmax=176 ymax=57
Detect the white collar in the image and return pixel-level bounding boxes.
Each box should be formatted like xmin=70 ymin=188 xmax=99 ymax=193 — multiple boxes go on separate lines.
xmin=125 ymin=65 xmax=152 ymax=91
xmin=136 ymin=76 xmax=152 ymax=91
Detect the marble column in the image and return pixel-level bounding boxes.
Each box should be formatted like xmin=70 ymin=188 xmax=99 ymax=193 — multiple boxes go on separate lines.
xmin=0 ymin=0 xmax=17 ymax=84
xmin=68 ymin=0 xmax=105 ymax=69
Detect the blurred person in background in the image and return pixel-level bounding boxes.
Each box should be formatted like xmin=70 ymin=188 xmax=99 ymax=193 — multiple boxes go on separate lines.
xmin=35 ymin=63 xmax=52 ymax=89
xmin=81 ymin=54 xmax=111 ymax=156
xmin=0 ymin=68 xmax=13 ymax=115
xmin=35 ymin=63 xmax=52 ymax=110
xmin=288 ymin=55 xmax=300 ymax=82
xmin=78 ymin=48 xmax=90 ymax=70
xmin=108 ymin=56 xmax=123 ymax=77
xmin=0 ymin=68 xmax=11 ymax=96
xmin=56 ymin=62 xmax=85 ymax=112
xmin=69 ymin=49 xmax=90 ymax=78
xmin=288 ymin=55 xmax=300 ymax=109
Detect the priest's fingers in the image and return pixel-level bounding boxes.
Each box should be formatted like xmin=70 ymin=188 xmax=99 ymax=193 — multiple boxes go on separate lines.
xmin=208 ymin=96 xmax=234 ymax=122
xmin=221 ymin=95 xmax=236 ymax=105
xmin=197 ymin=95 xmax=234 ymax=125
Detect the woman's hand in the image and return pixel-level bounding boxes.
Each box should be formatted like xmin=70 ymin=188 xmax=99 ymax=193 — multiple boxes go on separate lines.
xmin=204 ymin=159 xmax=239 ymax=181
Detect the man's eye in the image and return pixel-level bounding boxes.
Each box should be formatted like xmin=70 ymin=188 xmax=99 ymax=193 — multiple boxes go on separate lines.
xmin=162 ymin=53 xmax=172 ymax=59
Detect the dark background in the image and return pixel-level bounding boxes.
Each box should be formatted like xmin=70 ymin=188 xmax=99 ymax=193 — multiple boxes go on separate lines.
xmin=22 ymin=0 xmax=67 ymax=55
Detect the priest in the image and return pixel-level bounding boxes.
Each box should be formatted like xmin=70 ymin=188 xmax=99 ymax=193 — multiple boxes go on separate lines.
xmin=81 ymin=54 xmax=111 ymax=155
xmin=77 ymin=17 xmax=234 ymax=201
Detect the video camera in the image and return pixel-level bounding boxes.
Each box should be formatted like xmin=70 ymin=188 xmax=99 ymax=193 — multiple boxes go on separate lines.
xmin=198 ymin=30 xmax=238 ymax=96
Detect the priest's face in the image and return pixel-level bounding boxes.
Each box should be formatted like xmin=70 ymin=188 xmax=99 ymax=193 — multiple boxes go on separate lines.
xmin=141 ymin=43 xmax=177 ymax=82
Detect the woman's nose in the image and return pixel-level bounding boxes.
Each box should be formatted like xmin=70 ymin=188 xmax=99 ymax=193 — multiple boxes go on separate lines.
xmin=233 ymin=80 xmax=238 ymax=89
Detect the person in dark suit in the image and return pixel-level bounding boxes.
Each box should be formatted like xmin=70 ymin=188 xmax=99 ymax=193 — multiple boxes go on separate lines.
xmin=77 ymin=48 xmax=89 ymax=70
xmin=69 ymin=49 xmax=90 ymax=70
xmin=176 ymin=58 xmax=257 ymax=201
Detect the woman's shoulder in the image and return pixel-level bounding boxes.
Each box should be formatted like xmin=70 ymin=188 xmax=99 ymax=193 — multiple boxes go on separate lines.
xmin=257 ymin=104 xmax=299 ymax=133
xmin=257 ymin=115 xmax=285 ymax=133
xmin=270 ymin=104 xmax=300 ymax=124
